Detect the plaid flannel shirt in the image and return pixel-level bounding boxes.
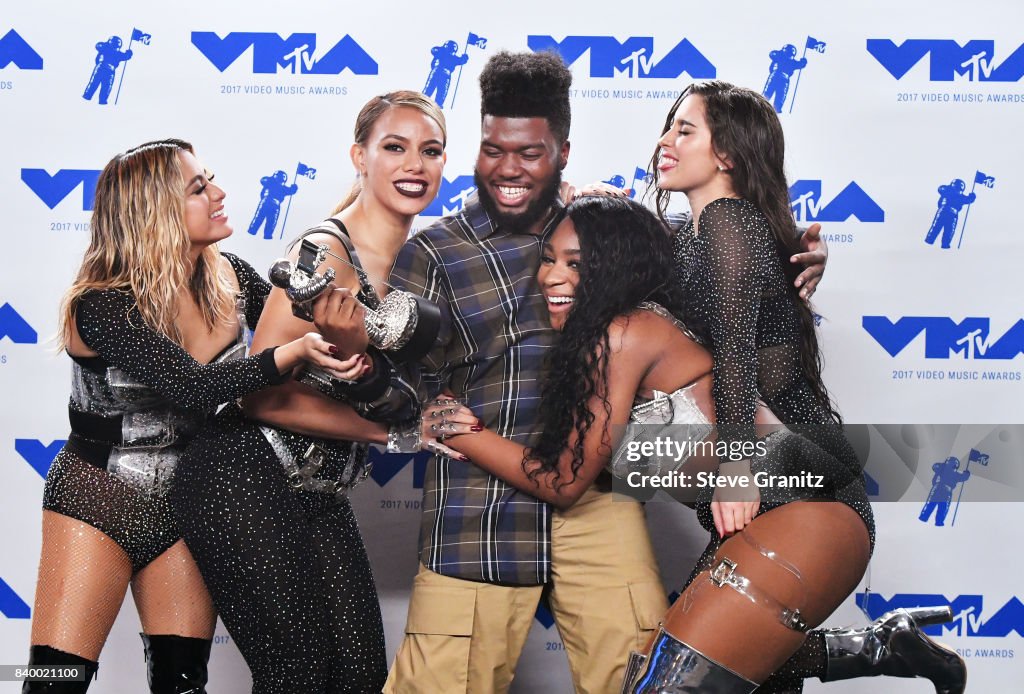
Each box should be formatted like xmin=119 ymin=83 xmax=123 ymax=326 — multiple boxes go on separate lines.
xmin=382 ymin=195 xmax=563 ymax=585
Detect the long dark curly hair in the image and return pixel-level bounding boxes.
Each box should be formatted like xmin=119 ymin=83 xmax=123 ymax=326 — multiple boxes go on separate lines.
xmin=525 ymin=196 xmax=686 ymax=488
xmin=646 ymin=80 xmax=842 ymax=424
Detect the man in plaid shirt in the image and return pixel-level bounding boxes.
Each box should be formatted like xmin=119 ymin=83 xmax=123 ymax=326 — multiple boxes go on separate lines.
xmin=370 ymin=51 xmax=668 ymax=693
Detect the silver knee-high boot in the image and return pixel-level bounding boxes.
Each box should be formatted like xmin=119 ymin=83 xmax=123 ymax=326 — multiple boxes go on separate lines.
xmin=621 ymin=627 xmax=758 ymax=694
xmin=821 ymin=606 xmax=966 ymax=694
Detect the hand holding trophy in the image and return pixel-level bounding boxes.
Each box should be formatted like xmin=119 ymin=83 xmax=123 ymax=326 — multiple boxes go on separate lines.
xmin=269 ymin=239 xmax=441 ymax=363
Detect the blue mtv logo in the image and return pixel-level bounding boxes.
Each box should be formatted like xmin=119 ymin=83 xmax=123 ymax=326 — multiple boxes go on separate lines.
xmin=789 ymin=181 xmax=884 ymax=223
xmin=22 ymin=168 xmax=101 ymax=210
xmin=528 ymin=35 xmax=715 ymax=79
xmin=0 ymin=29 xmax=43 ymax=69
xmin=15 ymin=439 xmax=66 ymax=477
xmin=859 ymin=593 xmax=1024 ymax=638
xmin=422 ymin=175 xmax=476 ymax=216
xmin=1 ymin=578 xmax=30 ymax=619
xmin=867 ymin=39 xmax=1024 ymax=82
xmin=191 ymin=32 xmax=377 ymax=75
xmin=0 ymin=304 xmax=37 ymax=343
xmin=863 ymin=316 xmax=1024 ymax=360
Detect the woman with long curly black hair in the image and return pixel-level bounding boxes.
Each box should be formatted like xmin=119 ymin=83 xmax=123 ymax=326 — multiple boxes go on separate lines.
xmin=432 ymin=186 xmax=964 ymax=693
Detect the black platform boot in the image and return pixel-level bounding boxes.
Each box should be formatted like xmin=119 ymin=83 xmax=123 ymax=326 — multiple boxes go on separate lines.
xmin=140 ymin=634 xmax=212 ymax=694
xmin=21 ymin=645 xmax=98 ymax=693
xmin=821 ymin=606 xmax=966 ymax=694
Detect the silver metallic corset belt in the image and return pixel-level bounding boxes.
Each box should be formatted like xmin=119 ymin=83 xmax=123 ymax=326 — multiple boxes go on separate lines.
xmin=258 ymin=425 xmax=370 ymax=499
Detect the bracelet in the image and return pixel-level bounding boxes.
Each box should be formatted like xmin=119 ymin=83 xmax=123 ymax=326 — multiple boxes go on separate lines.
xmin=387 ymin=418 xmax=421 ymax=454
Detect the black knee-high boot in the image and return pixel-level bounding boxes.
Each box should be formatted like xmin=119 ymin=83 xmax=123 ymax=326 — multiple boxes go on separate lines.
xmin=21 ymin=645 xmax=98 ymax=694
xmin=140 ymin=634 xmax=212 ymax=694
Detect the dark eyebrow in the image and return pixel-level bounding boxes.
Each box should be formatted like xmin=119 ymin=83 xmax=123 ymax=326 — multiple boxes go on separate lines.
xmin=185 ymin=174 xmax=205 ymax=189
xmin=543 ymin=241 xmax=580 ymax=255
xmin=383 ymin=134 xmax=445 ymax=148
xmin=676 ymin=117 xmax=697 ymax=128
xmin=481 ymin=139 xmax=546 ymax=152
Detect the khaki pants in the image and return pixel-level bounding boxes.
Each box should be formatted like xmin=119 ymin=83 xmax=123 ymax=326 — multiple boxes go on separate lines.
xmin=384 ymin=487 xmax=667 ymax=693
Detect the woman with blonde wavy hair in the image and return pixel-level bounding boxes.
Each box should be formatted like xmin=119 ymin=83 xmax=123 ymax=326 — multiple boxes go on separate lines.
xmin=171 ymin=91 xmax=448 ymax=693
xmin=25 ymin=138 xmax=358 ymax=694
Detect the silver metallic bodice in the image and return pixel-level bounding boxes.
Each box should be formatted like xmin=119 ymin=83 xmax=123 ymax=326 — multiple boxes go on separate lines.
xmin=68 ymin=297 xmax=248 ymax=495
xmin=608 ymin=301 xmax=713 ymax=479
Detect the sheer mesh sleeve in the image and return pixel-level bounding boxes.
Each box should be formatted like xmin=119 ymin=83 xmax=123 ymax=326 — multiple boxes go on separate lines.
xmin=695 ymin=198 xmax=771 ymax=455
xmin=75 ymin=288 xmax=286 ymax=412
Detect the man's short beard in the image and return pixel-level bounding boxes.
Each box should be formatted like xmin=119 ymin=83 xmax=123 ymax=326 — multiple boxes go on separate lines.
xmin=474 ymin=168 xmax=563 ymax=233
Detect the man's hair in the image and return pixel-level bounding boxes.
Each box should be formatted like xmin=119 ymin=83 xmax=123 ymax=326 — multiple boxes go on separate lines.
xmin=479 ymin=51 xmax=572 ymax=143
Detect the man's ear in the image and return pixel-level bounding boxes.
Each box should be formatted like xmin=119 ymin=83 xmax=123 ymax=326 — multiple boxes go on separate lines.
xmin=559 ymin=140 xmax=571 ymax=170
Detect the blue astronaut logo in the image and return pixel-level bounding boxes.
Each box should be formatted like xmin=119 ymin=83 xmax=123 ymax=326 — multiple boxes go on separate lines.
xmin=421 ymin=175 xmax=476 ymax=217
xmin=83 ymin=29 xmax=150 ymax=105
xmin=0 ymin=303 xmax=38 ymax=343
xmin=0 ymin=29 xmax=43 ymax=69
xmin=423 ymin=32 xmax=487 ymax=109
xmin=191 ymin=32 xmax=377 ymax=75
xmin=603 ymin=167 xmax=651 ymax=199
xmin=925 ymin=172 xmax=994 ymax=250
xmin=528 ymin=35 xmax=716 ymax=79
xmin=763 ymin=37 xmax=825 ymax=113
xmin=789 ymin=181 xmax=884 ymax=223
xmin=248 ymin=163 xmax=316 ymax=240
xmin=21 ymin=168 xmax=101 ymax=211
xmin=864 ymin=317 xmax=1024 ymax=360
xmin=868 ymin=39 xmax=1024 ymax=82
xmin=919 ymin=449 xmax=989 ymax=527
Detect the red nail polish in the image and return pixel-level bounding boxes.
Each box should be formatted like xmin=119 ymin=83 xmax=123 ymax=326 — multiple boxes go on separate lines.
xmin=471 ymin=425 xmax=482 ymax=432
xmin=328 ymin=345 xmax=338 ymax=355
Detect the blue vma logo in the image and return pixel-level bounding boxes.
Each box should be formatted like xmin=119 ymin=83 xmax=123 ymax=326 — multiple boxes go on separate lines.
xmin=0 ymin=29 xmax=43 ymax=69
xmin=83 ymin=29 xmax=150 ymax=105
xmin=21 ymin=168 xmax=101 ymax=210
xmin=423 ymin=32 xmax=487 ymax=109
xmin=1 ymin=577 xmax=30 ymax=619
xmin=864 ymin=317 xmax=1024 ymax=360
xmin=762 ymin=37 xmax=826 ymax=113
xmin=859 ymin=593 xmax=1024 ymax=638
xmin=528 ymin=35 xmax=715 ymax=79
xmin=603 ymin=167 xmax=651 ymax=199
xmin=191 ymin=32 xmax=377 ymax=75
xmin=867 ymin=39 xmax=1024 ymax=82
xmin=16 ymin=438 xmax=66 ymax=477
xmin=367 ymin=449 xmax=429 ymax=489
xmin=0 ymin=304 xmax=38 ymax=343
xmin=422 ymin=175 xmax=476 ymax=217
xmin=925 ymin=172 xmax=994 ymax=250
xmin=789 ymin=181 xmax=884 ymax=223
xmin=248 ymin=163 xmax=316 ymax=240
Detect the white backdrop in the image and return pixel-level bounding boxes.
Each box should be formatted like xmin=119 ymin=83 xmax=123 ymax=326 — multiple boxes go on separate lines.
xmin=1 ymin=1 xmax=1022 ymax=691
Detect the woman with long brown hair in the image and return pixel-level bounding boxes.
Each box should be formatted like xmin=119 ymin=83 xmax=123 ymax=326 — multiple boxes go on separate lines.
xmin=171 ymin=92 xmax=448 ymax=693
xmin=25 ymin=139 xmax=355 ymax=693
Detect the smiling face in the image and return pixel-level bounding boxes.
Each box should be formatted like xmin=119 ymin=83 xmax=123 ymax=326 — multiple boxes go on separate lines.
xmin=656 ymin=93 xmax=730 ymax=196
xmin=179 ymin=150 xmax=231 ymax=251
xmin=475 ymin=115 xmax=568 ymax=234
xmin=352 ymin=105 xmax=446 ymax=217
xmin=537 ymin=218 xmax=580 ymax=330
